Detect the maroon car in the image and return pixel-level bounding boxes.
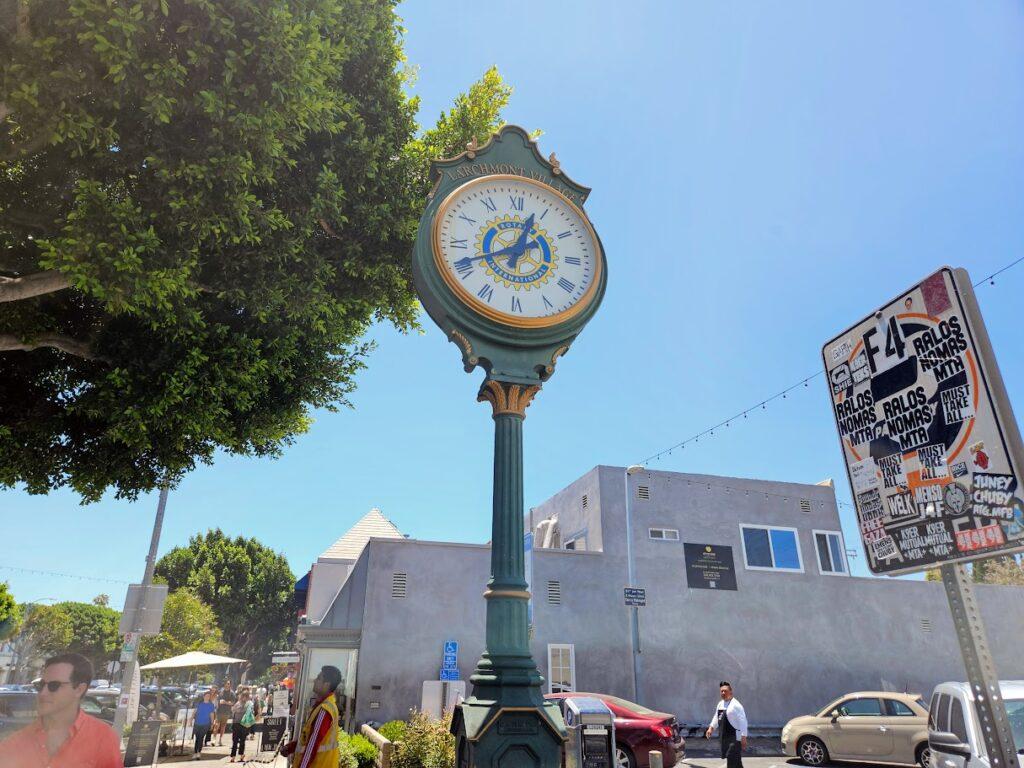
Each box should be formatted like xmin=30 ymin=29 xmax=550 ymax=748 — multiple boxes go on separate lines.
xmin=546 ymin=692 xmax=684 ymax=768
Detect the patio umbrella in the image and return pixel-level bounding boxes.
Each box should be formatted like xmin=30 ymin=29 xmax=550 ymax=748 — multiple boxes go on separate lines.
xmin=140 ymin=651 xmax=246 ymax=670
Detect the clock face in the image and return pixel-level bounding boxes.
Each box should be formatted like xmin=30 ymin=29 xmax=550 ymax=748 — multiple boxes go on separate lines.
xmin=432 ymin=174 xmax=602 ymax=328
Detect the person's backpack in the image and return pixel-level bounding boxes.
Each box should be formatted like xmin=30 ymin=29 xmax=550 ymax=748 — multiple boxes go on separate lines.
xmin=240 ymin=701 xmax=256 ymax=728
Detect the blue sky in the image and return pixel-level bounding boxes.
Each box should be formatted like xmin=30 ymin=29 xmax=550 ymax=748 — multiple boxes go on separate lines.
xmin=3 ymin=1 xmax=1024 ymax=606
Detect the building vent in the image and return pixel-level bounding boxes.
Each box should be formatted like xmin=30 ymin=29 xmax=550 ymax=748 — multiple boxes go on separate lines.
xmin=391 ymin=572 xmax=407 ymax=599
xmin=920 ymin=617 xmax=933 ymax=634
xmin=547 ymin=580 xmax=561 ymax=605
xmin=800 ymin=498 xmax=812 ymax=513
xmin=637 ymin=485 xmax=650 ymax=500
xmin=582 ymin=494 xmax=588 ymax=509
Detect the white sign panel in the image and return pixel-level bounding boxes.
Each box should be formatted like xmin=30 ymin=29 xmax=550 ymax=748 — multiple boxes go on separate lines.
xmin=823 ymin=267 xmax=1024 ymax=574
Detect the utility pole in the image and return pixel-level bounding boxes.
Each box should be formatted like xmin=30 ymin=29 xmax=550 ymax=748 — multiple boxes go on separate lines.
xmin=113 ymin=484 xmax=169 ymax=738
xmin=624 ymin=465 xmax=644 ymax=705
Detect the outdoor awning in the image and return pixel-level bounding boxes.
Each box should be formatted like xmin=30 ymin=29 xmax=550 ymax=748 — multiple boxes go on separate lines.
xmin=140 ymin=651 xmax=246 ymax=670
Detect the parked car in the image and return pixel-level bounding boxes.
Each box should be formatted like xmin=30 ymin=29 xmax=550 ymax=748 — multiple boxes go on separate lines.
xmin=0 ymin=691 xmax=37 ymax=739
xmin=83 ymin=689 xmax=119 ymax=724
xmin=783 ymin=691 xmax=930 ymax=768
xmin=546 ymin=691 xmax=684 ymax=768
xmin=928 ymin=681 xmax=1024 ymax=768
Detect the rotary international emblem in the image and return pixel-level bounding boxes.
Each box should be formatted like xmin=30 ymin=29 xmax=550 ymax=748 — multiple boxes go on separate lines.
xmin=473 ymin=214 xmax=558 ymax=290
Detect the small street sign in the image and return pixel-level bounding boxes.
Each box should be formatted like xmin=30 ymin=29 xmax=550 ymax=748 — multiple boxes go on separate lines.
xmin=623 ymin=587 xmax=646 ymax=607
xmin=120 ymin=632 xmax=140 ymax=663
xmin=439 ymin=668 xmax=460 ymax=681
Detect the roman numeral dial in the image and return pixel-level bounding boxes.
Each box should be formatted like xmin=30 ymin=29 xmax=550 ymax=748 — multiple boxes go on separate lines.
xmin=433 ymin=175 xmax=601 ymax=328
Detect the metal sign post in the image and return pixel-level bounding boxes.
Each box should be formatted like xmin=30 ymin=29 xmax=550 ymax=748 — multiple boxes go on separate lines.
xmin=822 ymin=267 xmax=1023 ymax=768
xmin=941 ymin=563 xmax=1019 ymax=768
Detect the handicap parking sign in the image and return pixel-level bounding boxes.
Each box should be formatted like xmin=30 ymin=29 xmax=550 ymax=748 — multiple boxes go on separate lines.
xmin=442 ymin=653 xmax=457 ymax=668
xmin=439 ymin=668 xmax=460 ymax=681
xmin=444 ymin=640 xmax=458 ymax=655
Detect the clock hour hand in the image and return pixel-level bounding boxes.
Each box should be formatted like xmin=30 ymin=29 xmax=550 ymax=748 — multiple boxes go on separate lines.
xmin=454 ymin=245 xmax=516 ymax=272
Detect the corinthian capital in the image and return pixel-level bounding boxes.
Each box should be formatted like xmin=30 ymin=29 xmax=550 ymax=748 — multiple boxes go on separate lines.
xmin=477 ymin=380 xmax=541 ymax=418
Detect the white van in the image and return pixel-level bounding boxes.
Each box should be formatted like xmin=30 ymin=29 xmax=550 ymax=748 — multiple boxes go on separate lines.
xmin=927 ymin=681 xmax=1024 ymax=768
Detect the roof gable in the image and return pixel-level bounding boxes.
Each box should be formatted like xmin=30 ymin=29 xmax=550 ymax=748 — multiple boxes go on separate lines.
xmin=319 ymin=508 xmax=403 ymax=561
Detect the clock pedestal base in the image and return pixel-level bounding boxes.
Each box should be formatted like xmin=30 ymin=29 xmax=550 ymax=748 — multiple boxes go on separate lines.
xmin=451 ymin=380 xmax=566 ymax=767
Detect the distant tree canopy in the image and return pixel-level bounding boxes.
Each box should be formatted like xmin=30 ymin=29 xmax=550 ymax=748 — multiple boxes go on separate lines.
xmin=155 ymin=530 xmax=294 ymax=675
xmin=0 ymin=582 xmax=20 ymax=639
xmin=0 ymin=0 xmax=514 ymax=502
xmin=53 ymin=600 xmax=121 ymax=671
xmin=139 ymin=589 xmax=226 ymax=665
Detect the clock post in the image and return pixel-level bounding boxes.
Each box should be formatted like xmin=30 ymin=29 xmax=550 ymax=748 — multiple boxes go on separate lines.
xmin=412 ymin=126 xmax=607 ymax=768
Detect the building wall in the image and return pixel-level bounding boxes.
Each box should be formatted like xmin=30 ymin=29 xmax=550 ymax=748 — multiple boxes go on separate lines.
xmin=321 ymin=466 xmax=1024 ymax=730
xmin=306 ymin=560 xmax=355 ymax=624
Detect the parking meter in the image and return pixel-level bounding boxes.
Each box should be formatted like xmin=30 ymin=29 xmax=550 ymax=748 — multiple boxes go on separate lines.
xmin=563 ymin=697 xmax=616 ymax=768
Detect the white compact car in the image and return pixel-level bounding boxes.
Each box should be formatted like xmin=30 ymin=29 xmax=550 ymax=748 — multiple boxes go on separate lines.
xmin=928 ymin=681 xmax=1024 ymax=768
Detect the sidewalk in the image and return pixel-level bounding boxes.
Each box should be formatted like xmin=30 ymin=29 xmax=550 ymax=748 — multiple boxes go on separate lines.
xmin=157 ymin=740 xmax=287 ymax=767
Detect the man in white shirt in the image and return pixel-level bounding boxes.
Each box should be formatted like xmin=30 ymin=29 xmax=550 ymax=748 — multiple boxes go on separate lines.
xmin=705 ymin=681 xmax=747 ymax=768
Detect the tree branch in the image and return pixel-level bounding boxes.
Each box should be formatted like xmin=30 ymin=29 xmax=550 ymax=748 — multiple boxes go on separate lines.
xmin=0 ymin=270 xmax=70 ymax=302
xmin=0 ymin=333 xmax=102 ymax=361
xmin=1 ymin=207 xmax=53 ymax=231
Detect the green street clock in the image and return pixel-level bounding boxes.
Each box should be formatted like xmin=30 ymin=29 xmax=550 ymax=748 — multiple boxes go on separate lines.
xmin=432 ymin=174 xmax=602 ymax=328
xmin=413 ymin=125 xmax=606 ymax=384
xmin=412 ymin=125 xmax=606 ymax=768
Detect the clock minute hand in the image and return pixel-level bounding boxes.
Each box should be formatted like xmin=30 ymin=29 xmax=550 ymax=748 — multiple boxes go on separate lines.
xmin=507 ymin=213 xmax=535 ymax=269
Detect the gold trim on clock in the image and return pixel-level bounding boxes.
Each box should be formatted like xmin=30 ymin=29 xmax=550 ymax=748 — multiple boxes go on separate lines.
xmin=432 ymin=174 xmax=603 ymax=329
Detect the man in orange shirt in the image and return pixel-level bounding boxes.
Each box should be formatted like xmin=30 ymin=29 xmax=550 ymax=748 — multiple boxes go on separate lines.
xmin=0 ymin=653 xmax=123 ymax=768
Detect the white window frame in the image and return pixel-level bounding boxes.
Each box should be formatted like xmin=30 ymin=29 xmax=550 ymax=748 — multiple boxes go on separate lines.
xmin=546 ymin=643 xmax=576 ymax=694
xmin=812 ymin=529 xmax=849 ymax=576
xmin=648 ymin=527 xmax=680 ymax=541
xmin=738 ymin=523 xmax=804 ymax=573
xmin=564 ymin=529 xmax=588 ymax=551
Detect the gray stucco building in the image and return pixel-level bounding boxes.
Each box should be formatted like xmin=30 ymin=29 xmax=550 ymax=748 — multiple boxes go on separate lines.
xmin=296 ymin=465 xmax=1024 ymax=732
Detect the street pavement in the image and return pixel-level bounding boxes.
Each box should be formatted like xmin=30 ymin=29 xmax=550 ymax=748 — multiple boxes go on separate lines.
xmin=681 ymin=759 xmax=893 ymax=768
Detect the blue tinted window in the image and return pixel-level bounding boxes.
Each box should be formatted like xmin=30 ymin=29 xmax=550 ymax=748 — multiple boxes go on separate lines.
xmin=742 ymin=527 xmax=772 ymax=568
xmin=770 ymin=529 xmax=800 ymax=569
xmin=828 ymin=535 xmax=845 ymax=573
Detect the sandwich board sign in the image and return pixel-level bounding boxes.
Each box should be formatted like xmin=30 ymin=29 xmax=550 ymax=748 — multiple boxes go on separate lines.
xmin=823 ymin=267 xmax=1024 ymax=575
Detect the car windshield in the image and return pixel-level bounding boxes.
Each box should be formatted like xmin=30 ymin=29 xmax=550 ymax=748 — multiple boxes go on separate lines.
xmin=594 ymin=694 xmax=668 ymax=718
xmin=1006 ymin=699 xmax=1024 ymax=752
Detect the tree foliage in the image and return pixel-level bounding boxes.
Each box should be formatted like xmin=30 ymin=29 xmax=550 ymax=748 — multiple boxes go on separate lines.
xmin=154 ymin=529 xmax=294 ymax=674
xmin=0 ymin=582 xmax=21 ymax=640
xmin=139 ymin=588 xmax=226 ymax=665
xmin=10 ymin=603 xmax=74 ymax=679
xmin=53 ymin=600 xmax=121 ymax=671
xmin=972 ymin=555 xmax=1024 ymax=586
xmin=0 ymin=0 xmax=515 ymax=502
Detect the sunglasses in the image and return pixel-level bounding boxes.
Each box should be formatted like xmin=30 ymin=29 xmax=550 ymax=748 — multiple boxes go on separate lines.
xmin=34 ymin=680 xmax=74 ymax=693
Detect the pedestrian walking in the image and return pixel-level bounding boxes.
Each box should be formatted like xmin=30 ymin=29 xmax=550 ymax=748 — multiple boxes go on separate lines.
xmin=191 ymin=691 xmax=216 ymax=760
xmin=0 ymin=653 xmax=123 ymax=768
xmin=205 ymin=686 xmax=219 ymax=745
xmin=230 ymin=691 xmax=256 ymax=762
xmin=216 ymin=679 xmax=236 ymax=747
xmin=705 ymin=681 xmax=748 ymax=768
xmin=280 ymin=666 xmax=341 ymax=768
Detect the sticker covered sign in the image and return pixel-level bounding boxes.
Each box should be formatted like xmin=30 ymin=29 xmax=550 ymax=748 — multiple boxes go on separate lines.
xmin=822 ymin=267 xmax=1024 ymax=575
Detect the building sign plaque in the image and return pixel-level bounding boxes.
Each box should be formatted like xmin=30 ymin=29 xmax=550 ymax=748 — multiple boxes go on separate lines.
xmin=684 ymin=543 xmax=738 ymax=590
xmin=823 ymin=267 xmax=1024 ymax=574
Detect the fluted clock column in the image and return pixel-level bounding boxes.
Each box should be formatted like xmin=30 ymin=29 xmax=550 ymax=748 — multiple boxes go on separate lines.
xmin=472 ymin=380 xmax=543 ymax=690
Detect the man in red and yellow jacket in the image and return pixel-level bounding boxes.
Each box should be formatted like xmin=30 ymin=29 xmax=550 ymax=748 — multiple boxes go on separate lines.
xmin=282 ymin=666 xmax=341 ymax=768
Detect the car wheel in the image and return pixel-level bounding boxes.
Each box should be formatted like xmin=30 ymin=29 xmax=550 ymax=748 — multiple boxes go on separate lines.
xmin=916 ymin=742 xmax=931 ymax=768
xmin=615 ymin=744 xmax=636 ymax=768
xmin=798 ymin=736 xmax=830 ymax=766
